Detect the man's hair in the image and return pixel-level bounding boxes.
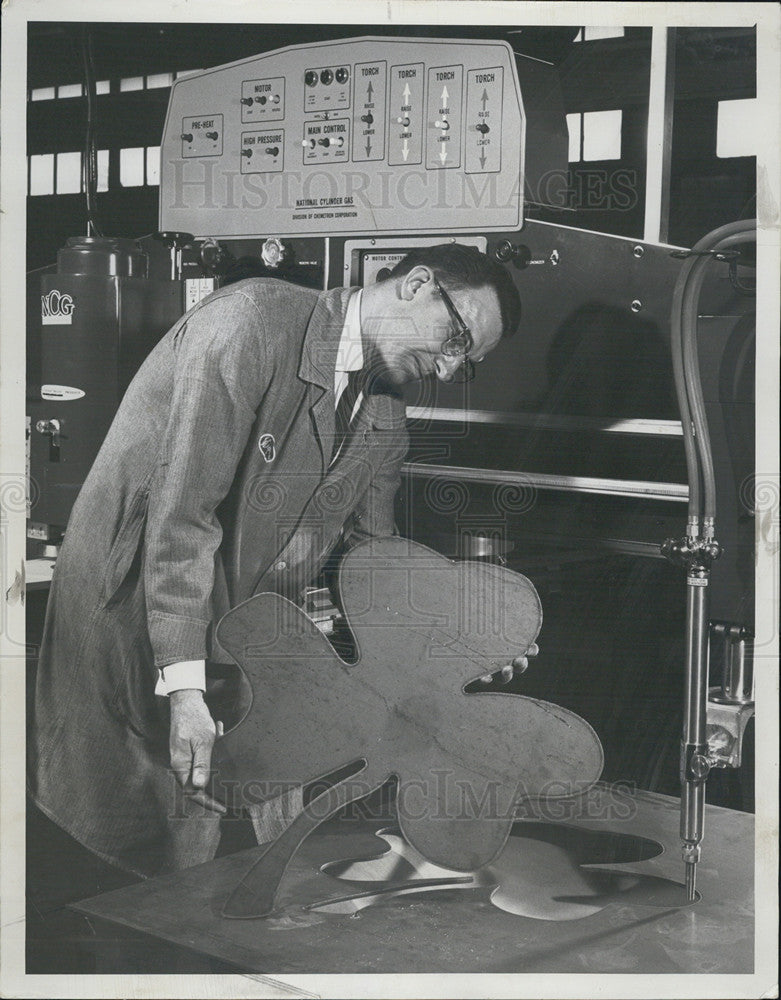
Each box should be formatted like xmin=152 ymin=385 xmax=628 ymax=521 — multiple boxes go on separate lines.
xmin=383 ymin=243 xmax=521 ymax=338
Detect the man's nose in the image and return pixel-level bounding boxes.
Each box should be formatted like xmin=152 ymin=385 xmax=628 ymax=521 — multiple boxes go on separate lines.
xmin=434 ymin=353 xmax=463 ymax=382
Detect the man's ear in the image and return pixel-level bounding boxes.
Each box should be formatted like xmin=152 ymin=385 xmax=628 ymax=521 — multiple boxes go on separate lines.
xmin=398 ymin=265 xmax=434 ymax=302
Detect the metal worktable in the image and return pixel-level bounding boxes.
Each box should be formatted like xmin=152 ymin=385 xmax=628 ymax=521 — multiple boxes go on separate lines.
xmin=73 ymin=785 xmax=753 ymax=975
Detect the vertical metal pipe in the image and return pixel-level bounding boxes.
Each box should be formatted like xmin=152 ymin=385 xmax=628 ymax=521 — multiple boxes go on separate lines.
xmin=680 ymin=565 xmax=711 ymax=899
xmin=683 ymin=568 xmax=710 ymax=746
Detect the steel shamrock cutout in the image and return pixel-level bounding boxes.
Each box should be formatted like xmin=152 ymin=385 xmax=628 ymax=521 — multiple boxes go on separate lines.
xmin=211 ymin=537 xmax=604 ymax=918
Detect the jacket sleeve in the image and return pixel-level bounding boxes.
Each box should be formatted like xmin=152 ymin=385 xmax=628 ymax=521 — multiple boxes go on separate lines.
xmin=342 ymin=396 xmax=409 ymax=547
xmin=144 ymin=290 xmax=271 ymax=668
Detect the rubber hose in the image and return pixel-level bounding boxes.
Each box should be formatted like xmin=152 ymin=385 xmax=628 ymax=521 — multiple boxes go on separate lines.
xmin=680 ymin=224 xmax=756 ymax=526
xmin=670 ymin=220 xmax=756 ymax=531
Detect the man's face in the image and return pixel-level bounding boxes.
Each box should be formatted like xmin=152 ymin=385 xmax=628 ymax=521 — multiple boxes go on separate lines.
xmin=372 ymin=267 xmax=504 ymax=387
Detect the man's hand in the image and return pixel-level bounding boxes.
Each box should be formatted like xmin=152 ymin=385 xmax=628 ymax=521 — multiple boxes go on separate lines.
xmin=479 ymin=643 xmax=540 ymax=685
xmin=169 ymin=688 xmax=222 ymax=790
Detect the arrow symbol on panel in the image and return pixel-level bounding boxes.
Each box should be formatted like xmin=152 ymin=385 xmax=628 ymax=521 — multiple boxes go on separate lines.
xmin=441 ymin=86 xmax=449 ymax=107
xmin=439 ymin=141 xmax=448 ymax=165
xmin=402 ymin=138 xmax=409 ymax=161
xmin=479 ymin=151 xmax=487 ymax=169
xmin=403 ymin=83 xmax=411 ymax=102
xmin=367 ymin=82 xmax=374 ymax=100
xmin=366 ymin=141 xmax=372 ymax=157
xmin=481 ymin=88 xmax=489 ymax=110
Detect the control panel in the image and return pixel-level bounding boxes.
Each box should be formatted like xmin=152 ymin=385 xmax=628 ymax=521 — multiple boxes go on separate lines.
xmin=159 ymin=37 xmax=525 ymax=237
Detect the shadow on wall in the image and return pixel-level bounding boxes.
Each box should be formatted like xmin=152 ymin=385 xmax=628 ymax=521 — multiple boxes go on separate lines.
xmin=542 ymin=301 xmax=678 ymax=420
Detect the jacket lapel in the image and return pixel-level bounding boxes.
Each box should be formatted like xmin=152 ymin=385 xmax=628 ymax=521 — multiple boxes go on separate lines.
xmin=298 ymin=286 xmax=355 ymax=469
xmin=249 ymin=393 xmax=405 ymax=601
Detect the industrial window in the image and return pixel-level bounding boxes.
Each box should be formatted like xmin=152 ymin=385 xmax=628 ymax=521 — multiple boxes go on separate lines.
xmin=119 ymin=76 xmax=144 ymax=92
xmin=97 ymin=149 xmax=109 ymax=192
xmin=146 ymin=72 xmax=174 ymax=89
xmin=57 ymin=83 xmax=83 ymax=99
xmin=56 ymin=152 xmax=82 ymax=194
xmin=717 ymin=98 xmax=759 ymax=158
xmin=120 ymin=147 xmax=145 ymax=186
xmin=146 ymin=146 xmax=161 ymax=185
xmin=567 ymin=110 xmax=623 ymax=161
xmin=31 ymin=81 xmax=109 ymax=100
xmin=29 ymin=154 xmax=55 ymax=196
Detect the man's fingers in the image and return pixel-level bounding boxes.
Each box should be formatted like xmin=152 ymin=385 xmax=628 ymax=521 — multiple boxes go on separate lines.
xmin=191 ymin=737 xmax=214 ymax=789
xmin=528 ymin=643 xmax=539 ymax=657
xmin=170 ymin=740 xmax=192 ymax=786
xmin=187 ymin=789 xmax=227 ymax=815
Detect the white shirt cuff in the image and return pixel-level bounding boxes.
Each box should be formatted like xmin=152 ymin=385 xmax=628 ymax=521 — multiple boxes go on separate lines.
xmin=155 ymin=659 xmax=206 ymax=696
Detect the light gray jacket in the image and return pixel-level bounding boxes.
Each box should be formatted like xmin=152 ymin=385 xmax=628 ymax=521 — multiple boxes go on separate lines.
xmin=29 ymin=278 xmax=408 ymax=874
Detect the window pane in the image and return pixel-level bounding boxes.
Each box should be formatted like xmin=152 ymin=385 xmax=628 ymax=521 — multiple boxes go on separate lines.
xmin=583 ymin=27 xmax=625 ymax=41
xmin=566 ymin=113 xmax=582 ymax=162
xmin=96 ymin=80 xmax=110 ymax=95
xmin=717 ymin=98 xmax=759 ymax=158
xmin=146 ymin=146 xmax=161 ymax=186
xmin=58 ymin=83 xmax=83 ymax=99
xmin=146 ymin=72 xmax=173 ymax=89
xmin=582 ymin=109 xmax=622 ymax=160
xmin=120 ymin=147 xmax=145 ymax=186
xmin=120 ymin=76 xmax=144 ymax=92
xmin=97 ymin=149 xmax=109 ymax=192
xmin=176 ymin=69 xmax=203 ymax=79
xmin=56 ymin=151 xmax=82 ymax=194
xmin=31 ymin=87 xmax=55 ymax=101
xmin=30 ymin=154 xmax=54 ymax=195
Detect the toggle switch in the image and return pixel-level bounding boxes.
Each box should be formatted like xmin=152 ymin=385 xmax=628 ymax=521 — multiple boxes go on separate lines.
xmin=272 ymin=94 xmax=280 ymax=103
xmin=265 ymin=146 xmax=279 ymax=156
xmin=255 ymin=95 xmax=267 ymax=105
xmin=181 ymin=133 xmax=193 ymax=142
xmin=361 ymin=112 xmax=374 ymax=125
xmin=241 ymin=148 xmax=253 ymax=158
xmin=302 ymin=138 xmax=316 ymax=149
xmin=396 ymin=115 xmax=410 ymax=127
xmin=476 ymin=122 xmax=490 ymax=134
xmin=36 ymin=418 xmax=62 ymax=461
xmin=435 ymin=119 xmax=450 ymax=131
xmin=206 ymin=131 xmax=219 ymax=140
xmin=240 ymin=97 xmax=253 ymax=106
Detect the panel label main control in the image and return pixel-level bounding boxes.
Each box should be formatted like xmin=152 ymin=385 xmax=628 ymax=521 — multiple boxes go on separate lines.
xmin=302 ymin=118 xmax=349 ymax=163
xmin=160 ymin=37 xmax=525 ymax=236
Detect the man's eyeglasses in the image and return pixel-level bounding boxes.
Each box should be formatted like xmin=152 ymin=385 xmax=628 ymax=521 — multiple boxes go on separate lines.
xmin=434 ymin=278 xmax=476 ymax=384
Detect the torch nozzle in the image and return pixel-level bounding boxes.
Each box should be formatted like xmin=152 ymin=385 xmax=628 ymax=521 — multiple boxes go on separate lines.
xmin=685 ymin=860 xmax=697 ymax=902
